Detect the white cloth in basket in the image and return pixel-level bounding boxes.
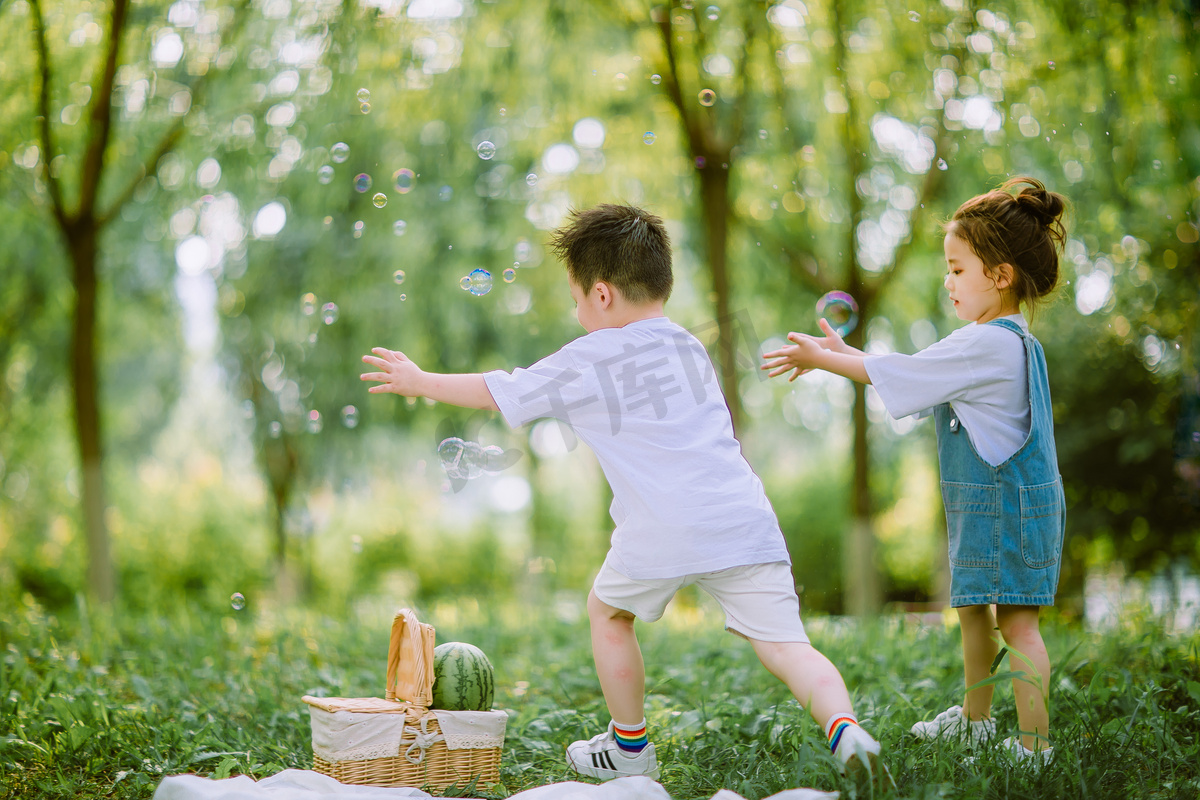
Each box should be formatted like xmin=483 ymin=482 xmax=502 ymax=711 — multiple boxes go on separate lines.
xmin=309 ymin=707 xmax=507 ymax=764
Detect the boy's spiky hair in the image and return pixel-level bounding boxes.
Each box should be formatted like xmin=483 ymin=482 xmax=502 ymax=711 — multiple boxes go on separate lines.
xmin=548 ymin=204 xmax=673 ymax=304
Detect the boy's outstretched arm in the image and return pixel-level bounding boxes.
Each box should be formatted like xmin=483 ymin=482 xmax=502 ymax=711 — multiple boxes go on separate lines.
xmin=361 ymin=347 xmax=500 ymax=412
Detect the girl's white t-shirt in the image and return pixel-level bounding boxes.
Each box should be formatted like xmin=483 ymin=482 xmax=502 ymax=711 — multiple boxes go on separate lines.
xmin=863 ymin=314 xmax=1031 ymax=467
xmin=483 ymin=316 xmax=790 ymax=580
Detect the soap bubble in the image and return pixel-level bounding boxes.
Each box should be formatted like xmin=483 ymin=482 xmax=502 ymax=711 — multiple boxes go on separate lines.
xmin=699 ymin=88 xmax=716 ymax=106
xmin=322 ymin=302 xmax=339 ymax=324
xmin=301 ymin=292 xmax=316 ymax=315
xmin=651 ymin=74 xmax=662 ymax=85
xmin=353 ymin=220 xmax=364 ymax=238
xmin=460 ymin=441 xmax=486 ymax=479
xmin=393 ymin=168 xmax=415 ymax=193
xmin=438 ymin=185 xmax=453 ymax=201
xmin=268 ymin=421 xmax=282 ymax=438
xmin=356 ymin=88 xmax=370 ymax=103
xmin=464 ymin=268 xmax=493 ymax=296
xmin=307 ymin=409 xmax=323 ymax=433
xmin=937 ymin=158 xmax=948 ymax=170
xmin=341 ymin=405 xmax=359 ymax=428
xmin=372 ymin=192 xmax=387 ymax=208
xmin=360 ymin=102 xmax=371 ymax=114
xmin=908 ymin=10 xmax=921 ymax=21
xmin=331 ymin=142 xmax=350 ymax=163
xmin=317 ymin=165 xmax=334 ymax=184
xmin=439 ymin=437 xmax=465 ymax=475
xmin=477 ymin=141 xmax=497 ymax=160
xmin=393 ymin=270 xmax=406 ymax=284
xmin=816 ymin=290 xmax=859 ymax=337
xmin=393 ymin=220 xmax=407 ymax=236
xmin=354 ymin=173 xmax=372 ymax=192
xmin=460 ymin=276 xmax=471 ymax=291
xmin=525 ymin=173 xmax=538 ymax=186
xmin=503 ymin=268 xmax=517 ymax=283
xmin=706 ymin=5 xmax=719 ymax=20
xmin=230 ymin=593 xmax=246 ymax=610
xmin=399 ymin=293 xmax=406 ymax=301
xmin=482 ymin=444 xmax=507 ymax=473
xmin=643 ymin=131 xmax=656 ymax=145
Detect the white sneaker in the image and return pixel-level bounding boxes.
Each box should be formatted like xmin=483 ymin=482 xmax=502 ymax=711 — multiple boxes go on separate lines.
xmin=833 ymin=724 xmax=894 ymax=791
xmin=964 ymin=734 xmax=1053 ymax=772
xmin=565 ymin=722 xmax=660 ymax=781
xmin=998 ymin=735 xmax=1053 ymax=768
xmin=910 ymin=706 xmax=996 ymax=746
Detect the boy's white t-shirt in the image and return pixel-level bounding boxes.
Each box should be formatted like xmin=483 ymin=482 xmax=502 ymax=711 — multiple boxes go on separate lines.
xmin=483 ymin=316 xmax=790 ymax=580
xmin=862 ymin=313 xmax=1031 ymax=467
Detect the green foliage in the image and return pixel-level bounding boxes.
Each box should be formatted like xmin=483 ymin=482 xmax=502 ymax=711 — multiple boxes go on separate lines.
xmin=0 ymin=0 xmax=1196 ymax=613
xmin=2 ymin=598 xmax=1199 ymax=799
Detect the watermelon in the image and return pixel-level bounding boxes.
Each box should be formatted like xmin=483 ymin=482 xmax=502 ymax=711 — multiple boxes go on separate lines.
xmin=431 ymin=642 xmax=495 ymax=711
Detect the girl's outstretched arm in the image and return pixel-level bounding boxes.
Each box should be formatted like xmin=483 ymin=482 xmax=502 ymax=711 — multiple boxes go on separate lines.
xmin=810 ymin=317 xmax=867 ymax=356
xmin=762 ymin=334 xmax=871 ymax=385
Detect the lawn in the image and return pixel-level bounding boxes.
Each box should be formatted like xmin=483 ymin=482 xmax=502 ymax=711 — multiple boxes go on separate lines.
xmin=1 ymin=591 xmax=1198 ymax=799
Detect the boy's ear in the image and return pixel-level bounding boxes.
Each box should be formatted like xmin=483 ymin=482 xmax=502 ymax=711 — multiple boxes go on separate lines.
xmin=993 ymin=263 xmax=1015 ymax=291
xmin=593 ymin=281 xmax=614 ymax=308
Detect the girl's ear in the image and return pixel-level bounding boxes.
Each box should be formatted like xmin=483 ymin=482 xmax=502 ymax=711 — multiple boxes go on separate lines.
xmin=994 ymin=263 xmax=1015 ymax=291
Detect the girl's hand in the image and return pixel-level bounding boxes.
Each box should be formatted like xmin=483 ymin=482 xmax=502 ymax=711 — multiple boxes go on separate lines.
xmin=361 ymin=347 xmax=423 ymax=396
xmin=761 ymin=334 xmax=825 ymax=382
xmin=805 ymin=318 xmax=851 ymax=353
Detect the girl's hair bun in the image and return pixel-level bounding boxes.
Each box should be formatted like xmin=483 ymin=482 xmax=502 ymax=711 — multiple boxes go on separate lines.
xmin=1009 ymin=178 xmax=1066 ymax=230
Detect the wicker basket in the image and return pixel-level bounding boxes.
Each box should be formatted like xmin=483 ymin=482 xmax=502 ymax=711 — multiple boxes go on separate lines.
xmin=302 ymin=608 xmax=505 ymax=794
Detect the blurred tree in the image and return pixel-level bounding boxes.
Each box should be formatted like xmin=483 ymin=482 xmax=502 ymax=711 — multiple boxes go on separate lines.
xmin=13 ymin=0 xmax=249 ymax=602
xmin=746 ymin=0 xmax=977 ymax=614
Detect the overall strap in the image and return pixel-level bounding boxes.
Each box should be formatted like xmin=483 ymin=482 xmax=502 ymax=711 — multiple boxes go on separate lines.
xmin=986 ymin=318 xmax=1055 ymax=438
xmin=984 ymin=317 xmax=1026 ymax=338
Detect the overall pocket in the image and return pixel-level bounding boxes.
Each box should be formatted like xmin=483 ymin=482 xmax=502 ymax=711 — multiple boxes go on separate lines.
xmin=1019 ymin=480 xmax=1064 ymax=569
xmin=941 ymin=481 xmax=999 ymax=567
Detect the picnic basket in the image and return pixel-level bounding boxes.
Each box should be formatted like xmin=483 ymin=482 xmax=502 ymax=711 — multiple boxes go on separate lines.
xmin=301 ymin=608 xmax=506 ymax=793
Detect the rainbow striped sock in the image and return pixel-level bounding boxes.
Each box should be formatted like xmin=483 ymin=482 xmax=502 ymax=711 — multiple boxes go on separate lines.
xmin=612 ymin=720 xmax=648 ymax=754
xmin=824 ymin=713 xmax=859 ymax=755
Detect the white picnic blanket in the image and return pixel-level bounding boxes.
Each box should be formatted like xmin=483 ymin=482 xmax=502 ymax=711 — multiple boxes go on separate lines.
xmin=152 ymin=771 xmax=839 ymax=800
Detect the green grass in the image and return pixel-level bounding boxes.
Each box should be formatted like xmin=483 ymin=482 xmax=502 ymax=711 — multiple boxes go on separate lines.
xmin=1 ymin=592 xmax=1198 ymax=799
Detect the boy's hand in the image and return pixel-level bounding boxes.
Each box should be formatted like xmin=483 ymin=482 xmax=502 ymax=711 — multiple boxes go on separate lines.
xmin=361 ymin=347 xmax=423 ymax=396
xmin=761 ymin=335 xmax=825 ymax=382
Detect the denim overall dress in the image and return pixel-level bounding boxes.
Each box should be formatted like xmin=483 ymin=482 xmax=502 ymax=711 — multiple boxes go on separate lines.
xmin=935 ymin=318 xmax=1065 ymax=607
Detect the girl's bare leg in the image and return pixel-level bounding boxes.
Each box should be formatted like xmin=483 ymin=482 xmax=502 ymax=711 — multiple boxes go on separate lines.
xmin=958 ymin=604 xmax=999 ymax=720
xmin=997 ymin=605 xmax=1051 ymax=752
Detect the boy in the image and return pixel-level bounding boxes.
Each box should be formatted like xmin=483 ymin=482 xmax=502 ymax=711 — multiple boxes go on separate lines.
xmin=361 ymin=204 xmax=887 ymax=785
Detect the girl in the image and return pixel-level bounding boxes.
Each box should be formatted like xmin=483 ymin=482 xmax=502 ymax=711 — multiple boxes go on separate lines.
xmin=762 ymin=177 xmax=1068 ymax=766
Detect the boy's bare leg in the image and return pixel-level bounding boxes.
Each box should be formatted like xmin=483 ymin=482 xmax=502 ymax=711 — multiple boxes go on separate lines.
xmin=587 ymin=589 xmax=645 ymax=725
xmin=749 ymin=639 xmax=853 ymax=725
xmin=958 ymin=604 xmax=998 ymax=720
xmin=996 ymin=605 xmax=1051 ymax=752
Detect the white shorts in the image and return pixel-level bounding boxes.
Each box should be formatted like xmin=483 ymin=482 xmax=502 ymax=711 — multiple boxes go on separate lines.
xmin=591 ymin=556 xmax=809 ymax=643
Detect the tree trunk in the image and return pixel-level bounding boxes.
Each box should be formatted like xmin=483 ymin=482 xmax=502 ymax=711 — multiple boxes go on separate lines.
xmin=832 ymin=0 xmax=883 ymax=616
xmin=68 ymin=221 xmax=115 ymax=603
xmin=697 ymin=156 xmax=741 ymax=434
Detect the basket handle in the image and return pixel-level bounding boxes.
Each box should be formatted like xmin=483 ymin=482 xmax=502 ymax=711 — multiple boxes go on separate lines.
xmin=386 ymin=608 xmax=435 ymax=707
